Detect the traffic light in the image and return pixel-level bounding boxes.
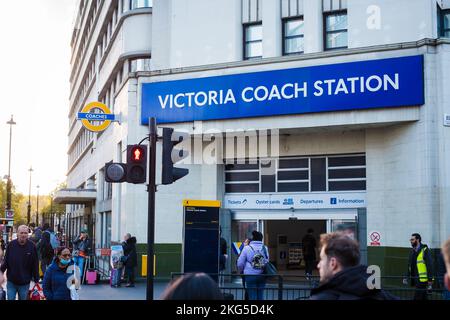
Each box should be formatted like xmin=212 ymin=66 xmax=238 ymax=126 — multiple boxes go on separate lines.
xmin=127 ymin=145 xmax=147 ymax=184
xmin=162 ymin=128 xmax=189 ymax=185
xmin=105 ymin=163 xmax=127 ymax=183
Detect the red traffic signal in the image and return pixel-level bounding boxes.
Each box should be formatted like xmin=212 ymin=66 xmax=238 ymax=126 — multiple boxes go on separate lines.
xmin=130 ymin=145 xmax=146 ymax=163
xmin=127 ymin=145 xmax=148 ymax=184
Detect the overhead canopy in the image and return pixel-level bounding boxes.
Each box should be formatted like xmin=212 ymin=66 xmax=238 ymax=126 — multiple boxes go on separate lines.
xmin=53 ymin=189 xmax=97 ymax=205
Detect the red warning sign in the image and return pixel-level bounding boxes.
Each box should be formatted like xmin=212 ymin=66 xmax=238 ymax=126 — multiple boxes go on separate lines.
xmin=369 ymin=231 xmax=381 ymax=246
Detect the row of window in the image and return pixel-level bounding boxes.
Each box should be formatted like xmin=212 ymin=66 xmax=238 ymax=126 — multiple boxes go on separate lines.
xmin=71 ymin=0 xmax=152 ymax=114
xmin=98 ymin=58 xmax=150 ymax=115
xmin=244 ymin=11 xmax=348 ymax=60
xmin=224 ymin=154 xmax=366 ymax=193
xmin=69 ymin=129 xmax=95 ymax=168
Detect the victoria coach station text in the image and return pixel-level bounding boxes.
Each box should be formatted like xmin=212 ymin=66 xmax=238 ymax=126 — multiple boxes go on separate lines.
xmin=157 ymin=73 xmax=400 ymax=109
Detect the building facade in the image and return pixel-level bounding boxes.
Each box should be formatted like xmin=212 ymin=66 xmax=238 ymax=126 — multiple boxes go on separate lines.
xmin=57 ymin=0 xmax=450 ymax=278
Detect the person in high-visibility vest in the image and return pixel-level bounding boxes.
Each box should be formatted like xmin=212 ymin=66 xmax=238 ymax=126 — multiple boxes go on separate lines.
xmin=404 ymin=233 xmax=434 ymax=300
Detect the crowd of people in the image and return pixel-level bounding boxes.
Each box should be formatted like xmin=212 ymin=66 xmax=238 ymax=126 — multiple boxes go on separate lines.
xmin=0 ymin=223 xmax=138 ymax=300
xmin=1 ymin=222 xmax=450 ymax=301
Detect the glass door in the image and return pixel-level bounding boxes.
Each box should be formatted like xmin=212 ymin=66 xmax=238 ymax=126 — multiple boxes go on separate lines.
xmin=330 ymin=219 xmax=358 ymax=241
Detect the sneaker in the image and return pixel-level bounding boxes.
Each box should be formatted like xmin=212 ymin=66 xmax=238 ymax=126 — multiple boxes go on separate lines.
xmin=125 ymin=283 xmax=135 ymax=287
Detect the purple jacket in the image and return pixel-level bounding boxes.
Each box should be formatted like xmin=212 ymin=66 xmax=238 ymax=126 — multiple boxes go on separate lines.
xmin=237 ymin=241 xmax=269 ymax=275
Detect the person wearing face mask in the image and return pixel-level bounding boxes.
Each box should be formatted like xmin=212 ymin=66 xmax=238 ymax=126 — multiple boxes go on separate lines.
xmin=42 ymin=247 xmax=77 ymax=300
xmin=403 ymin=233 xmax=434 ymax=300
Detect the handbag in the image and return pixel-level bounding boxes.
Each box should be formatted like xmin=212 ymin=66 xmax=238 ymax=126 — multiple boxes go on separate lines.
xmin=262 ymin=246 xmax=277 ymax=275
xmin=264 ymin=261 xmax=277 ymax=275
xmin=70 ymin=284 xmax=80 ymax=300
xmin=29 ymin=283 xmax=46 ymax=300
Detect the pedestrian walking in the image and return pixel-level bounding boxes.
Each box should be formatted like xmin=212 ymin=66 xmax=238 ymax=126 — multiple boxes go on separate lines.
xmin=0 ymin=225 xmax=39 ymax=300
xmin=121 ymin=233 xmax=137 ymax=287
xmin=37 ymin=231 xmax=54 ymax=277
xmin=42 ymin=247 xmax=78 ymax=300
xmin=72 ymin=228 xmax=91 ymax=282
xmin=302 ymin=228 xmax=317 ymax=279
xmin=237 ymin=230 xmax=269 ymax=300
xmin=160 ymin=273 xmax=224 ymax=300
xmin=440 ymin=237 xmax=450 ymax=299
xmin=310 ymin=232 xmax=396 ymax=300
xmin=29 ymin=223 xmax=43 ymax=244
xmin=403 ymin=233 xmax=434 ymax=300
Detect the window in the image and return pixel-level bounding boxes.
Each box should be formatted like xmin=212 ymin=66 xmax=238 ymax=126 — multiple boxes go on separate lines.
xmin=324 ymin=11 xmax=348 ymax=50
xmin=105 ymin=212 xmax=112 ymax=248
xmin=225 ymin=160 xmax=260 ymax=193
xmin=131 ymin=0 xmax=152 ymax=9
xmin=442 ymin=10 xmax=450 ymax=38
xmin=283 ymin=18 xmax=304 ymax=55
xmin=244 ymin=23 xmax=263 ymax=60
xmin=129 ymin=58 xmax=151 ymax=72
xmin=328 ymin=155 xmax=366 ymax=191
xmin=224 ymin=154 xmax=366 ymax=193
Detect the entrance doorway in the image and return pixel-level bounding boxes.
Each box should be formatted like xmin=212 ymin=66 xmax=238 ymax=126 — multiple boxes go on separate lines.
xmin=229 ymin=212 xmax=362 ymax=274
xmin=264 ymin=220 xmax=326 ymax=274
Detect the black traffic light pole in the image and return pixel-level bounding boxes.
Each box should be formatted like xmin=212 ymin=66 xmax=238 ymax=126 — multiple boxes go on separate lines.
xmin=147 ymin=117 xmax=157 ymax=301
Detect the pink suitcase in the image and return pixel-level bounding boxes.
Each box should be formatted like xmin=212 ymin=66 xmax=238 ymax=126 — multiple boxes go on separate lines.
xmin=86 ymin=270 xmax=97 ymax=285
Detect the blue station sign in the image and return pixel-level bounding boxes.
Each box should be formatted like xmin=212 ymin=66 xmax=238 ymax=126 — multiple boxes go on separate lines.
xmin=141 ymin=55 xmax=424 ymax=125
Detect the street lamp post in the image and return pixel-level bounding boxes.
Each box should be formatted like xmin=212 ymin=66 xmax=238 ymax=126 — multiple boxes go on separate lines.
xmin=36 ymin=185 xmax=40 ymax=225
xmin=27 ymin=167 xmax=33 ymax=225
xmin=5 ymin=115 xmax=16 ymax=214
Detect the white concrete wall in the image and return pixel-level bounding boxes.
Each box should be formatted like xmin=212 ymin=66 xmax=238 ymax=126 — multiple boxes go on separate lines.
xmin=152 ymin=0 xmax=242 ymax=70
xmin=348 ymin=0 xmax=437 ymax=48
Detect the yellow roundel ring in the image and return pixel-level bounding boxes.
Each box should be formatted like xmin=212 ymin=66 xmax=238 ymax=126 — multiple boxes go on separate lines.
xmin=81 ymin=101 xmax=112 ymax=132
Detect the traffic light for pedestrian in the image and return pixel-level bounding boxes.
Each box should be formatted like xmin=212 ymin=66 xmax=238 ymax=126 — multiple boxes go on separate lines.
xmin=127 ymin=145 xmax=148 ymax=184
xmin=105 ymin=163 xmax=127 ymax=183
xmin=161 ymin=128 xmax=189 ymax=185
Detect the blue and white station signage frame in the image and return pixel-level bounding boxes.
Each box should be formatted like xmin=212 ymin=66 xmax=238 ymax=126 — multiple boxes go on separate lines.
xmin=141 ymin=55 xmax=424 ymax=125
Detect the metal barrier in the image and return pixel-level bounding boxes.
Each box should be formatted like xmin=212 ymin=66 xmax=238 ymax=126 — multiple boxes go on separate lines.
xmin=170 ymin=273 xmax=450 ymax=300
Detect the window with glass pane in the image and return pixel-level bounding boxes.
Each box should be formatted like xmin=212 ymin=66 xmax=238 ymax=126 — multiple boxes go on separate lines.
xmin=284 ymin=18 xmax=304 ymax=55
xmin=244 ymin=24 xmax=263 ymax=60
xmin=325 ymin=12 xmax=348 ymax=50
xmin=444 ymin=11 xmax=450 ymax=38
xmin=131 ymin=0 xmax=152 ymax=9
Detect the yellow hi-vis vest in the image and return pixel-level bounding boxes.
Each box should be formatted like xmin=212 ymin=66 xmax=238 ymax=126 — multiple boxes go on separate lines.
xmin=416 ymin=247 xmax=429 ymax=283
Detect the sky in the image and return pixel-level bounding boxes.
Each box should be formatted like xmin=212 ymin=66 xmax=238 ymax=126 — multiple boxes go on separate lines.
xmin=0 ymin=0 xmax=77 ymax=195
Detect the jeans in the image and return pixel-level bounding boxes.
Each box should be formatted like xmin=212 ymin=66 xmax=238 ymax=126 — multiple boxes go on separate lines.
xmin=73 ymin=256 xmax=85 ymax=281
xmin=245 ymin=275 xmax=266 ymax=300
xmin=125 ymin=266 xmax=135 ymax=284
xmin=7 ymin=281 xmax=29 ymax=300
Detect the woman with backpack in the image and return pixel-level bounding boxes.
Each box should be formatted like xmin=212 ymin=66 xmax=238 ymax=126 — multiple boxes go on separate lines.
xmin=37 ymin=232 xmax=54 ymax=276
xmin=237 ymin=230 xmax=269 ymax=300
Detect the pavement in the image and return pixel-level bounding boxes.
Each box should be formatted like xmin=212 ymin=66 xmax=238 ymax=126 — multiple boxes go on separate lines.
xmin=78 ymin=280 xmax=170 ymax=300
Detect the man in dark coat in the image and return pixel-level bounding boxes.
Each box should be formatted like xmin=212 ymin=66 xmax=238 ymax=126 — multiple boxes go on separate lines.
xmin=302 ymin=228 xmax=317 ymax=278
xmin=310 ymin=232 xmax=396 ymax=300
xmin=122 ymin=233 xmax=137 ymax=287
xmin=0 ymin=225 xmax=40 ymax=300
xmin=404 ymin=233 xmax=434 ymax=300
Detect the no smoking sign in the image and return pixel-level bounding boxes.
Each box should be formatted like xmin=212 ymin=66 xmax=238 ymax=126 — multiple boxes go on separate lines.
xmin=369 ymin=231 xmax=381 ymax=246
